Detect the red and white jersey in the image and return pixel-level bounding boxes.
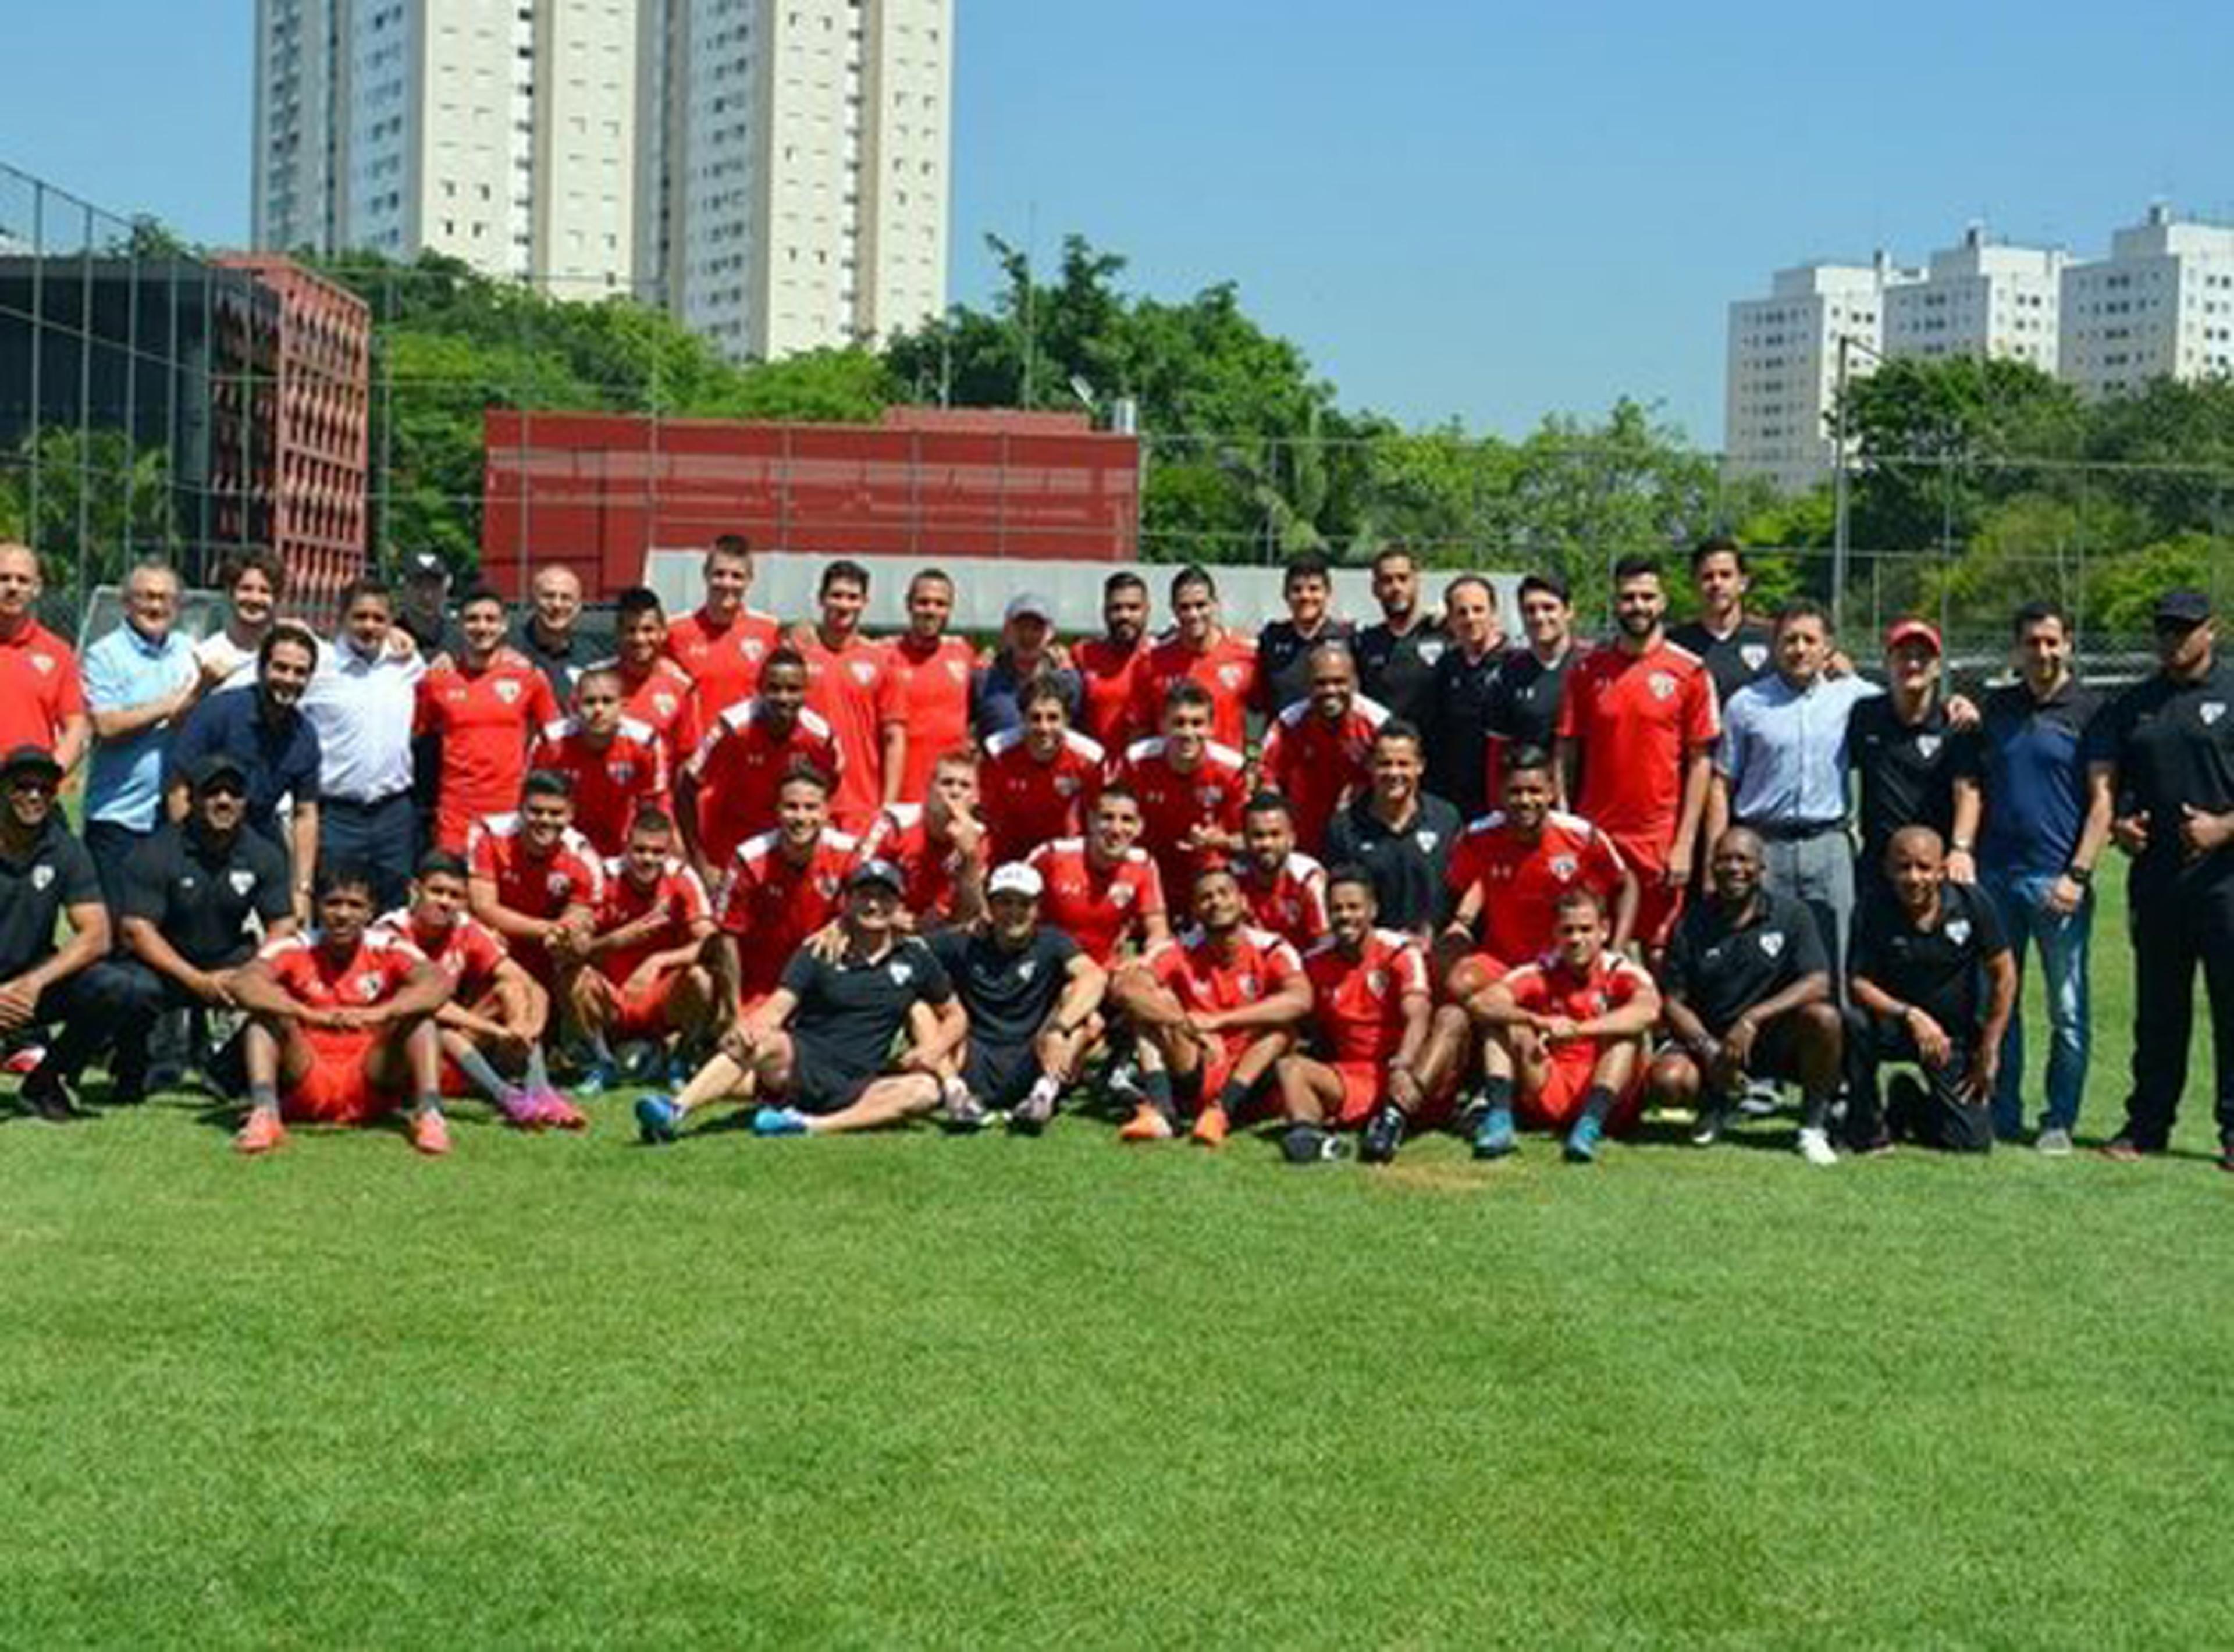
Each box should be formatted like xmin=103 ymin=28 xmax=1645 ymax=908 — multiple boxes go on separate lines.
xmin=665 ymin=606 xmax=782 ymax=728
xmin=1076 ymin=634 xmax=1152 ymax=750
xmin=714 ymin=828 xmax=860 ymax=998
xmin=1503 ymin=949 xmax=1654 ymax=1028
xmin=1446 ymin=809 xmax=1629 ymax=967
xmin=1146 ymin=924 xmax=1307 ymax=1018
xmin=1112 ymin=736 xmax=1250 ymax=903
xmin=979 ymin=726 xmax=1107 ymax=869
xmin=257 ymin=926 xmax=428 ymax=1013
xmin=1257 ymin=695 xmax=1389 ymax=853
xmin=1128 ymin=631 xmax=1260 ymax=750
xmin=1236 ymin=851 xmax=1331 ymax=951
xmin=887 ymin=633 xmax=977 ymax=802
xmin=0 ymin=619 xmax=84 ymax=756
xmin=1026 ymin=836 xmax=1166 ymax=966
xmin=597 ymin=656 xmax=703 ymax=773
xmin=527 ymin=715 xmax=671 ymax=858
xmin=795 ymin=630 xmax=905 ymax=831
xmin=1303 ymin=928 xmax=1431 ymax=1066
xmin=414 ymin=649 xmax=561 ymax=851
xmin=466 ymin=813 xmax=607 ymax=921
xmin=373 ymin=907 xmax=508 ymax=1003
xmin=858 ymin=803 xmax=984 ymax=923
xmin=595 ymin=856 xmax=713 ymax=982
xmin=1554 ymin=640 xmax=1717 ymax=873
xmin=682 ymin=699 xmax=845 ymax=870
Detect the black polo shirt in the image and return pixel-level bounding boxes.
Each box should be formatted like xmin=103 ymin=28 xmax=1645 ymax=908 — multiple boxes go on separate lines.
xmin=1255 ymin=618 xmax=1354 ymax=717
xmin=1321 ymin=791 xmax=1463 ymax=935
xmin=929 ymin=925 xmax=1077 ymax=1049
xmin=1423 ymin=642 xmax=1508 ymax=818
xmin=1662 ymin=889 xmax=1829 ymax=1037
xmin=781 ymin=935 xmax=955 ymax=1080
xmin=1848 ymin=695 xmax=1958 ymax=870
xmin=2093 ymin=659 xmax=2234 ymax=892
xmin=0 ymin=817 xmax=102 ymax=980
xmin=166 ymin=688 xmax=322 ymax=849
xmin=1669 ymin=618 xmax=1774 ymax=712
xmin=1484 ymin=645 xmax=1582 ymax=756
xmin=517 ymin=621 xmax=586 ymax=706
xmin=1851 ymin=880 xmax=2008 ymax=1029
xmin=120 ymin=821 xmax=294 ymax=970
xmin=1353 ymin=617 xmax=1447 ymax=729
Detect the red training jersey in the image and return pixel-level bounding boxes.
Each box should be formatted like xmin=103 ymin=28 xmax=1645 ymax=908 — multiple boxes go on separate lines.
xmin=1554 ymin=640 xmax=1717 ymax=873
xmin=665 ymin=606 xmax=782 ymax=729
xmin=1503 ymin=949 xmax=1654 ymax=1034
xmin=979 ymin=726 xmax=1107 ymax=869
xmin=681 ymin=700 xmax=845 ymax=871
xmin=1076 ymin=634 xmax=1152 ymax=750
xmin=1257 ymin=694 xmax=1389 ymax=853
xmin=1129 ymin=631 xmax=1259 ymax=752
xmin=1146 ymin=924 xmax=1307 ymax=1018
xmin=596 ymin=655 xmax=702 ymax=775
xmin=1303 ymin=928 xmax=1431 ymax=1065
xmin=714 ymin=828 xmax=860 ymax=1001
xmin=1025 ymin=836 xmax=1166 ymax=967
xmin=795 ymin=629 xmax=905 ymax=831
xmin=466 ymin=813 xmax=607 ymax=921
xmin=859 ymin=802 xmax=984 ymax=924
xmin=887 ymin=633 xmax=977 ymax=802
xmin=1112 ymin=736 xmax=1249 ymax=906
xmin=257 ymin=927 xmax=427 ymax=1013
xmin=1446 ymin=809 xmax=1630 ymax=967
xmin=595 ymin=855 xmax=713 ymax=984
xmin=374 ymin=907 xmax=508 ymax=1003
xmin=526 ymin=715 xmax=671 ymax=859
xmin=0 ymin=620 xmax=84 ymax=757
xmin=1236 ymin=850 xmax=1331 ymax=952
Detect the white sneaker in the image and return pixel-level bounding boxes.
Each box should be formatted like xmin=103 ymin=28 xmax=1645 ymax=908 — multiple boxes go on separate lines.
xmin=1797 ymin=1127 xmax=1838 ymax=1166
xmin=2035 ymin=1127 xmax=2075 ymax=1157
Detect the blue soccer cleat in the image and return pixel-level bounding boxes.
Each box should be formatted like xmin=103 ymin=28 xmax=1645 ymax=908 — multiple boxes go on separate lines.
xmin=751 ymin=1105 xmax=810 ymax=1138
xmin=1471 ymin=1104 xmax=1517 ymax=1160
xmin=1563 ymin=1113 xmax=1604 ymax=1164
xmin=635 ymin=1094 xmax=680 ymax=1145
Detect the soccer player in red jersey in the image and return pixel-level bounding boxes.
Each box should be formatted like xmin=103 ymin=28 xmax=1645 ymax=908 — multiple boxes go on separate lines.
xmin=1076 ymin=571 xmax=1154 ymax=750
xmin=526 ymin=665 xmax=671 ymax=858
xmin=887 ymin=568 xmax=976 ymax=802
xmin=1278 ymin=867 xmax=1468 ymax=1165
xmin=1025 ymin=786 xmax=1171 ymax=968
xmin=1110 ymin=864 xmax=1313 ymax=1148
xmin=675 ymin=647 xmax=844 ymax=883
xmin=1553 ymin=554 xmax=1718 ymax=950
xmin=663 ymin=534 xmax=782 ymax=728
xmin=1468 ymin=887 xmax=1662 ymax=1163
xmin=414 ymin=586 xmax=561 ymax=852
xmin=792 ymin=558 xmax=906 ymax=833
xmin=0 ymin=543 xmax=89 ymax=769
xmin=596 ymin=586 xmax=702 ymax=774
xmin=1257 ymin=643 xmax=1387 ymax=853
xmin=465 ymin=771 xmax=605 ymax=989
xmin=1234 ymin=792 xmax=1330 ymax=951
xmin=980 ymin=678 xmax=1106 ymax=868
xmin=573 ymin=807 xmax=717 ymax=1085
xmin=859 ymin=749 xmax=988 ymax=928
xmin=375 ymin=850 xmax=579 ymax=1128
xmin=228 ymin=864 xmax=455 ymax=1156
xmin=1127 ymin=565 xmax=1258 ymax=751
xmin=1112 ymin=681 xmax=1248 ymax=903
xmin=713 ymin=767 xmax=860 ymax=1012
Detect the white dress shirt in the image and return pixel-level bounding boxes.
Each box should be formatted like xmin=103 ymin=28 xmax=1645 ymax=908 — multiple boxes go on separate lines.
xmin=301 ymin=632 xmax=425 ymax=803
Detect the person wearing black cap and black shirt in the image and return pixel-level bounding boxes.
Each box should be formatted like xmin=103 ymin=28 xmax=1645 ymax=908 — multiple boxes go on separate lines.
xmin=0 ymin=747 xmax=115 ymax=1120
xmin=1845 ymin=825 xmax=2018 ymax=1154
xmin=1353 ymin=546 xmax=1447 ymax=732
xmin=635 ymin=859 xmax=969 ymax=1142
xmin=2088 ymin=588 xmax=2234 ymax=1167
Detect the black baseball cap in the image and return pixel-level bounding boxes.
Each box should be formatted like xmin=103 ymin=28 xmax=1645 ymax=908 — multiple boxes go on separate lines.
xmin=187 ymin=753 xmax=249 ymax=792
xmin=2154 ymin=589 xmax=2211 ymax=626
xmin=0 ymin=745 xmax=62 ymax=785
xmin=845 ymin=859 xmax=906 ymax=894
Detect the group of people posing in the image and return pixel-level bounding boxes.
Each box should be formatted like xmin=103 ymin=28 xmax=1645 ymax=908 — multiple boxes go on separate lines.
xmin=1 ymin=528 xmax=2229 ymax=1169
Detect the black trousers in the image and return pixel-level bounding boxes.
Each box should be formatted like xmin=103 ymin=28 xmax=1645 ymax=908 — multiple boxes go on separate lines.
xmin=2123 ymin=876 xmax=2234 ymax=1151
xmin=318 ymin=792 xmax=417 ymax=914
xmin=1842 ymin=1007 xmax=1991 ymax=1153
xmin=20 ymin=967 xmax=148 ymax=1092
xmin=82 ymin=820 xmax=153 ymax=938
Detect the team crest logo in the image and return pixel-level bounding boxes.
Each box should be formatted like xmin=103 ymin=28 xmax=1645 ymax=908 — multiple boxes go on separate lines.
xmin=1550 ymin=854 xmax=1578 ymax=881
xmin=1200 ymin=786 xmax=1226 ymax=805
xmin=889 ymin=961 xmax=914 ymax=985
xmin=1239 ymin=974 xmax=1260 ymax=996
xmin=654 ymin=692 xmax=679 ymax=720
xmin=1759 ymin=932 xmax=1785 ymax=958
xmin=1055 ymin=775 xmax=1080 ymax=797
xmin=358 ymin=975 xmax=384 ymax=1001
xmin=229 ymin=869 xmax=255 ymax=895
xmin=29 ymin=653 xmax=53 ymax=675
xmin=1111 ymin=884 xmax=1136 ymax=907
xmin=1415 ymin=830 xmax=1440 ymax=852
xmin=1946 ymin=918 xmax=1972 ymax=945
xmin=816 ymin=874 xmax=841 ymax=898
xmin=1741 ymin=643 xmax=1769 ymax=671
xmin=945 ymin=658 xmax=967 ymax=682
xmin=743 ymin=640 xmax=767 ymax=662
xmin=1366 ymin=967 xmax=1389 ymax=997
xmin=1649 ymin=671 xmax=1677 ymax=701
xmin=1916 ymin=734 xmax=1943 ymax=759
xmin=31 ymin=866 xmax=52 ymax=891
xmin=1418 ymin=640 xmax=1446 ymax=664
xmin=851 ymin=661 xmax=877 ymax=686
xmin=1218 ymin=665 xmax=1244 ymax=689
xmin=610 ymin=761 xmax=637 ymax=783
xmin=547 ymin=871 xmax=574 ymax=897
xmin=1018 ymin=959 xmax=1038 ymax=983
xmin=2204 ymin=702 xmax=2227 ymax=727
xmin=494 ymin=679 xmax=522 ymax=704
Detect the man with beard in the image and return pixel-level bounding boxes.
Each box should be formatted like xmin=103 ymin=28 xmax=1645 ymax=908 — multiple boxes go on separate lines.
xmin=663 ymin=535 xmax=781 ymax=729
xmin=1254 ymin=553 xmax=1354 ymax=719
xmin=1668 ymin=536 xmax=1775 ymax=713
xmin=1026 ymin=786 xmax=1171 ymax=969
xmin=1233 ymin=792 xmax=1331 ymax=951
xmin=1421 ymin=575 xmax=1507 ymax=820
xmin=415 ymin=586 xmax=560 ymax=853
xmin=888 ymin=568 xmax=977 ymax=797
xmin=858 ymin=750 xmax=989 ymax=930
xmin=1129 ymin=566 xmax=1258 ymax=752
xmin=979 ymin=678 xmax=1105 ymax=868
xmin=675 ymin=647 xmax=844 ymax=884
xmin=1257 ymin=643 xmax=1388 ymax=855
xmin=1321 ymin=721 xmax=1462 ymax=939
xmin=167 ymin=623 xmax=323 ymax=910
xmin=1353 ymin=546 xmax=1447 ymax=729
xmin=1076 ymin=572 xmax=1155 ymax=750
xmin=527 ymin=665 xmax=672 ymax=859
xmin=595 ymin=586 xmax=702 ymax=776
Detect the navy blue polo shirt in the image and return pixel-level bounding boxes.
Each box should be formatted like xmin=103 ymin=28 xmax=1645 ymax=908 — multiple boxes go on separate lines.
xmin=1952 ymin=679 xmax=2103 ymax=880
xmin=165 ymin=687 xmax=323 ymax=849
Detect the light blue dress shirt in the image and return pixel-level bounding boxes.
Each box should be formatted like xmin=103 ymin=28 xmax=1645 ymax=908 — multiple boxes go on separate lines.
xmin=1716 ymin=671 xmax=1883 ymax=828
xmin=83 ymin=621 xmax=198 ymax=830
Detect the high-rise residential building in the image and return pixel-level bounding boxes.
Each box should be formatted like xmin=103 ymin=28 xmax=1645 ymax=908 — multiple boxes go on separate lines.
xmin=2060 ymin=205 xmax=2234 ymax=401
xmin=1883 ymin=225 xmax=2064 ymax=375
xmin=251 ymin=0 xmax=951 ymax=357
xmin=1723 ymin=255 xmax=1919 ymax=494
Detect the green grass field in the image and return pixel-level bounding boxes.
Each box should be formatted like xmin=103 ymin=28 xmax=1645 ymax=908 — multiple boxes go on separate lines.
xmin=5 ymin=863 xmax=2232 ymax=1647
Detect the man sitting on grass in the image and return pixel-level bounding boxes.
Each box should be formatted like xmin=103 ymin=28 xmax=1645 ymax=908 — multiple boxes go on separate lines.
xmin=932 ymin=861 xmax=1107 ymax=1134
xmin=572 ymin=807 xmax=717 ymax=1091
xmin=376 ymin=852 xmax=580 ymax=1130
xmin=1467 ymin=886 xmax=1662 ymax=1164
xmin=1645 ymin=827 xmax=1845 ymax=1166
xmin=1845 ymin=825 xmax=2018 ymax=1154
xmin=229 ymin=863 xmax=456 ymax=1156
xmin=1109 ymin=864 xmax=1314 ymax=1148
xmin=636 ymin=859 xmax=969 ymax=1142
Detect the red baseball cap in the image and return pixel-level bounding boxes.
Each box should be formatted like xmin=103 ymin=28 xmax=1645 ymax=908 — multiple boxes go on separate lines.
xmin=1884 ymin=619 xmax=1941 ymax=655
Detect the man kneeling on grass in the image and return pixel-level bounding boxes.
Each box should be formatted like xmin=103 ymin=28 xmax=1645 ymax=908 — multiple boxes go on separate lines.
xmin=1109 ymin=864 xmax=1313 ymax=1148
xmin=1466 ymin=886 xmax=1661 ymax=1164
xmin=230 ymin=863 xmax=456 ymax=1156
xmin=635 ymin=859 xmax=969 ymax=1141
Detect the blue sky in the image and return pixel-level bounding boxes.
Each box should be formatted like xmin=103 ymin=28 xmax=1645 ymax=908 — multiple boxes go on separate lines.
xmin=9 ymin=0 xmax=2232 ymax=445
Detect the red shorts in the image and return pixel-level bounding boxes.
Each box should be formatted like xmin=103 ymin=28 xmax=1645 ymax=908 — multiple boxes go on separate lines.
xmin=1329 ymin=1060 xmax=1386 ymax=1127
xmin=1191 ymin=1031 xmax=1280 ymax=1116
xmin=1521 ymin=1047 xmax=1644 ymax=1133
xmin=283 ymin=1030 xmax=396 ymax=1124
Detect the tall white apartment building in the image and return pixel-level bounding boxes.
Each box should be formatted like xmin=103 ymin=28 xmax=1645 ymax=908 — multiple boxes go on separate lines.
xmin=2060 ymin=205 xmax=2234 ymax=400
xmin=1724 ymin=255 xmax=1919 ymax=494
xmin=252 ymin=0 xmax=951 ymax=357
xmin=1883 ymin=226 xmax=2064 ymax=375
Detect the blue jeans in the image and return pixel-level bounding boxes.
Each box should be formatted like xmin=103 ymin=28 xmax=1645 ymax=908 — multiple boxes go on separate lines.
xmin=1980 ymin=866 xmax=2092 ymax=1136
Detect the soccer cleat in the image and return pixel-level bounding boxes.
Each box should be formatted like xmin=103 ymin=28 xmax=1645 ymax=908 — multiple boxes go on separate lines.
xmin=2034 ymin=1127 xmax=2075 ymax=1158
xmin=494 ymin=1087 xmax=541 ymax=1129
xmin=1563 ymin=1113 xmax=1604 ymax=1164
xmin=750 ymin=1105 xmax=810 ymax=1138
xmin=1688 ymin=1106 xmax=1727 ymax=1148
xmin=21 ymin=1075 xmax=84 ymax=1124
xmin=410 ymin=1109 xmax=452 ymax=1157
xmin=1737 ymin=1080 xmax=1781 ymax=1119
xmin=573 ymin=1060 xmax=617 ymax=1099
xmin=1190 ymin=1102 xmax=1230 ymax=1148
xmin=1359 ymin=1103 xmax=1406 ymax=1165
xmin=1471 ymin=1104 xmax=1517 ymax=1160
xmin=1796 ymin=1126 xmax=1837 ymax=1167
xmin=1009 ymin=1088 xmax=1056 ymax=1135
xmin=2099 ymin=1137 xmax=2144 ymax=1163
xmin=525 ymin=1087 xmax=588 ymax=1131
xmin=2 ymin=1045 xmax=47 ymax=1076
xmin=942 ymin=1076 xmax=988 ymax=1131
xmin=1280 ymin=1123 xmax=1342 ymax=1165
xmin=1117 ymin=1102 xmax=1173 ymax=1142
xmin=635 ymin=1094 xmax=681 ymax=1145
xmin=233 ymin=1109 xmax=288 ymax=1155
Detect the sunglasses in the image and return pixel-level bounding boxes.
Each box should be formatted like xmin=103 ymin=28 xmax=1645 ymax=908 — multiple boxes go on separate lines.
xmin=200 ymin=780 xmax=248 ymax=800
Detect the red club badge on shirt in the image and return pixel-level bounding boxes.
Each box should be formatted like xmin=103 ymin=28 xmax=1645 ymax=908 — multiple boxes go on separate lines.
xmin=1550 ymin=854 xmax=1578 ymax=881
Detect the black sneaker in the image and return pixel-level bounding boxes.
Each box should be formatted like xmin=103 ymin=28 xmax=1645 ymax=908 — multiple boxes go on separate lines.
xmin=1359 ymin=1103 xmax=1405 ymax=1165
xmin=1280 ymin=1123 xmax=1343 ymax=1165
xmin=1687 ymin=1106 xmax=1726 ymax=1148
xmin=22 ymin=1075 xmax=85 ymax=1123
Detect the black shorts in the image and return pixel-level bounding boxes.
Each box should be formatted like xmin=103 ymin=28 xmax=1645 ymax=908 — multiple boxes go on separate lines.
xmin=962 ymin=1038 xmax=1041 ymax=1109
xmin=784 ymin=1034 xmax=879 ymax=1116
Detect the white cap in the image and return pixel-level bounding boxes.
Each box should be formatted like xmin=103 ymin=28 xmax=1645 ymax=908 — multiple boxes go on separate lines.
xmin=987 ymin=862 xmax=1044 ymax=899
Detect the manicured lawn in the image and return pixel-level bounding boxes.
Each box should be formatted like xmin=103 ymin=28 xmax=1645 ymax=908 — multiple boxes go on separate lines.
xmin=4 ymin=863 xmax=2229 ymax=1646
